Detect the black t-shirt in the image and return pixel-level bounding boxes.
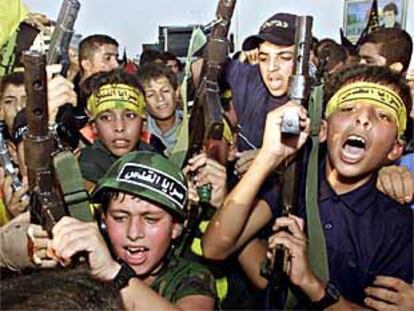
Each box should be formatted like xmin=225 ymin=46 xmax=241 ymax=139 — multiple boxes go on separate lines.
xmin=78 ymin=139 xmax=159 ymax=183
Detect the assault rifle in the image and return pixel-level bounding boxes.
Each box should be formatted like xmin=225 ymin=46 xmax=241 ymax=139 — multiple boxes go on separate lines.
xmin=0 ymin=132 xmax=24 ymax=193
xmin=47 ymin=0 xmax=80 ymax=74
xmin=263 ymin=16 xmax=314 ymax=306
xmin=47 ymin=0 xmax=82 ymax=150
xmin=186 ymin=0 xmax=237 ymax=167
xmin=177 ymin=0 xmax=237 ymax=256
xmin=23 ymin=51 xmax=92 ymax=237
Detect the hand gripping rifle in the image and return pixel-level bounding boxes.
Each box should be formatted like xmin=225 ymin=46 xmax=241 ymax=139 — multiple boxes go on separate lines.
xmin=47 ymin=0 xmax=82 ymax=150
xmin=23 ymin=51 xmax=92 ymax=237
xmin=263 ymin=16 xmax=314 ymax=306
xmin=177 ymin=0 xmax=237 ymax=256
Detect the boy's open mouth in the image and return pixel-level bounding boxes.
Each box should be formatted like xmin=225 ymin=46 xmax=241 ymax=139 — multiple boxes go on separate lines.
xmin=340 ymin=134 xmax=367 ymax=163
xmin=124 ymin=245 xmax=149 ymax=265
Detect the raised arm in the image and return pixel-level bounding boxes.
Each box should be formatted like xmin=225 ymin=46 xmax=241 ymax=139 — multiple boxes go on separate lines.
xmin=203 ymin=102 xmax=310 ymax=259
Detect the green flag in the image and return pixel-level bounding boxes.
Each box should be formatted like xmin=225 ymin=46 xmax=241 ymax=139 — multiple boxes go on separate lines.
xmin=169 ymin=27 xmax=207 ymax=168
xmin=0 ymin=0 xmax=29 ymax=49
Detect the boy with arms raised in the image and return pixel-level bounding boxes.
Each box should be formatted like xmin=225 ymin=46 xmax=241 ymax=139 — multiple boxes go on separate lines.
xmin=50 ymin=151 xmax=216 ymax=310
xmin=204 ymin=65 xmax=413 ymax=308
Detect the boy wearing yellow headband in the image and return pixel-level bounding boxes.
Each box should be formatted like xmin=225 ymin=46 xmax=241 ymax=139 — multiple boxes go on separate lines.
xmin=205 ymin=64 xmax=413 ymax=309
xmin=78 ymin=69 xmax=155 ymax=189
xmin=271 ymin=65 xmax=412 ymax=308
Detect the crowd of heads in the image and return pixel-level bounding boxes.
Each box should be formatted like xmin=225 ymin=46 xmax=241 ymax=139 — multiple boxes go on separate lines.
xmin=0 ymin=5 xmax=413 ymax=310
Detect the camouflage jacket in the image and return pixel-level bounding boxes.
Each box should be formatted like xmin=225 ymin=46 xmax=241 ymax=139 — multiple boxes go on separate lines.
xmin=150 ymin=256 xmax=217 ymax=304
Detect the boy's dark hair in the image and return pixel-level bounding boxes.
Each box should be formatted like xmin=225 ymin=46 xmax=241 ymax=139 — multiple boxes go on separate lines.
xmin=81 ymin=68 xmax=144 ymax=100
xmin=315 ymin=39 xmax=347 ymax=74
xmin=0 ymin=266 xmax=122 ymax=310
xmin=79 ymin=34 xmax=119 ymax=62
xmin=163 ymin=52 xmax=183 ymax=70
xmin=0 ymin=72 xmax=25 ymax=96
xmin=324 ymin=64 xmax=412 ymax=118
xmin=358 ymin=28 xmax=412 ymax=72
xmin=97 ymin=189 xmax=181 ymax=226
xmin=136 ymin=63 xmax=178 ymax=91
xmin=139 ymin=49 xmax=166 ymax=67
xmin=383 ymin=2 xmax=398 ymax=15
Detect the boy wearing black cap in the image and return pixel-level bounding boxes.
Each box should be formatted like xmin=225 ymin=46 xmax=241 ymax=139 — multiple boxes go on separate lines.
xmin=49 ymin=151 xmax=217 ymax=310
xmin=199 ymin=13 xmax=298 ymax=263
xmin=228 ymin=13 xmax=296 ymax=155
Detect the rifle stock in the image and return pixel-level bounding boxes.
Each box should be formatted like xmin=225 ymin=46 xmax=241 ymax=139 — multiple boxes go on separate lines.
xmin=23 ymin=51 xmax=66 ymax=236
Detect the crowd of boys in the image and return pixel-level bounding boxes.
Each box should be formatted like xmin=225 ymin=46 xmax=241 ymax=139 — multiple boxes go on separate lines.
xmin=1 ymin=3 xmax=413 ymax=310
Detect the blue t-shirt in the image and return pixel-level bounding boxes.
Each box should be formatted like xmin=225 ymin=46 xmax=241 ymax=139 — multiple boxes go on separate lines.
xmin=224 ymin=59 xmax=289 ymax=151
xmin=314 ymin=171 xmax=413 ymax=305
xmin=224 ymin=59 xmax=289 ymax=217
xmin=398 ymin=153 xmax=414 ymax=210
xmin=399 ymin=153 xmax=414 ymax=170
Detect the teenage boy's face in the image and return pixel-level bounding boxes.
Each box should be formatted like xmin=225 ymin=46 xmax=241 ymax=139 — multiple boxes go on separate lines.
xmin=93 ymin=108 xmax=142 ymax=157
xmin=103 ymin=193 xmax=180 ymax=277
xmin=258 ymin=41 xmax=295 ymax=97
xmin=143 ymin=77 xmax=177 ymax=122
xmin=383 ymin=10 xmax=397 ymax=28
xmin=0 ymin=84 xmax=26 ymax=132
xmin=166 ymin=60 xmax=179 ymax=74
xmin=83 ymin=44 xmax=119 ymax=78
xmin=359 ymin=43 xmax=387 ymax=67
xmin=326 ymin=100 xmax=401 ymax=179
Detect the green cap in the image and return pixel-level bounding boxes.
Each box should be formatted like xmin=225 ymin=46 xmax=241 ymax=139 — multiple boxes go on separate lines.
xmin=92 ymin=151 xmax=188 ymax=220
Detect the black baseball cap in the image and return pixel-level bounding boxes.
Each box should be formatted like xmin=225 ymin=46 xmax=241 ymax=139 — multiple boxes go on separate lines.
xmin=242 ymin=13 xmax=297 ymax=51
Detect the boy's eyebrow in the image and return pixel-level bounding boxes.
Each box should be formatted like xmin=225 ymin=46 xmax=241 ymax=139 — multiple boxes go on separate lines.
xmin=103 ymin=52 xmax=118 ymax=57
xmin=142 ymin=211 xmax=164 ymax=217
xmin=109 ymin=208 xmax=130 ymax=215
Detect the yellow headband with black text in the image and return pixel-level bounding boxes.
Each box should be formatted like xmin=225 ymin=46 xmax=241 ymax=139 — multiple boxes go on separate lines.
xmin=325 ymin=81 xmax=407 ymax=142
xmin=87 ymin=83 xmax=146 ymax=119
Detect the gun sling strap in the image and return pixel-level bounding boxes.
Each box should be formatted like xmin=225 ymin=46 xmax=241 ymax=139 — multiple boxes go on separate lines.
xmin=305 ymin=84 xmax=329 ymax=283
xmin=53 ymin=151 xmax=93 ymax=222
xmin=284 ymin=84 xmax=329 ymax=309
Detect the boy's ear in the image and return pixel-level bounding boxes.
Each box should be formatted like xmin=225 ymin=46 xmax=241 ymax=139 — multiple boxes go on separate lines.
xmin=171 ymin=222 xmax=183 ymax=240
xmin=389 ymin=62 xmax=404 ymax=73
xmin=386 ymin=141 xmax=404 ymax=162
xmin=91 ymin=121 xmax=98 ymax=135
xmin=319 ymin=120 xmax=328 ymax=143
xmin=80 ymin=59 xmax=91 ymax=74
